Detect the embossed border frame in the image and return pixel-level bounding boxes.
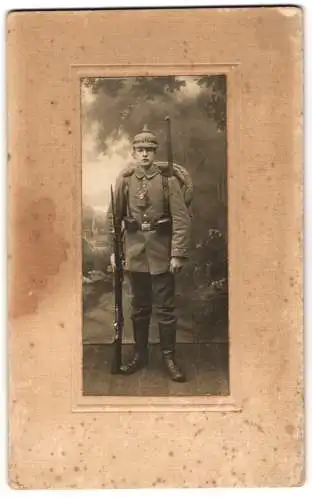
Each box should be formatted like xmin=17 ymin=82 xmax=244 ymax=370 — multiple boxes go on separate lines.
xmin=70 ymin=63 xmax=243 ymax=413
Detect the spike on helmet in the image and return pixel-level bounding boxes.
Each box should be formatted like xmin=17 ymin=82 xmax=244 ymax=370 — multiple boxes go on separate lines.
xmin=132 ymin=124 xmax=159 ymax=149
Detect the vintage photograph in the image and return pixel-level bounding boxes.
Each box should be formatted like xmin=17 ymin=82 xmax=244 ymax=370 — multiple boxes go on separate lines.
xmin=82 ymin=75 xmax=229 ymax=397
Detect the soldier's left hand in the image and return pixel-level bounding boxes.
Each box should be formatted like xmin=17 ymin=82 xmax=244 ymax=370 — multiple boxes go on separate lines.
xmin=170 ymin=257 xmax=185 ymax=274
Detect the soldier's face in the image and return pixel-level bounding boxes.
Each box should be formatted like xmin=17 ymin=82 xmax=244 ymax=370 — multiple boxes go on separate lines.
xmin=133 ymin=147 xmax=156 ymax=167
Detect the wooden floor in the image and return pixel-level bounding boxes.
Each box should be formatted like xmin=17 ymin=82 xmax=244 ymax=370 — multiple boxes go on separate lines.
xmin=83 ymin=342 xmax=229 ymax=397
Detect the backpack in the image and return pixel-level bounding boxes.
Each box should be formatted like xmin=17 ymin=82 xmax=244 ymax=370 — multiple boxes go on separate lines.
xmin=122 ymin=161 xmax=193 ymax=217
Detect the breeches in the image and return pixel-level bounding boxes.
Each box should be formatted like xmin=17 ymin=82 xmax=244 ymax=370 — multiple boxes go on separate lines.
xmin=128 ymin=271 xmax=176 ymax=326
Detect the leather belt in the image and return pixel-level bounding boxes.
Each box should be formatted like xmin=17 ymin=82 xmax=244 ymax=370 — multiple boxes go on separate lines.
xmin=124 ymin=217 xmax=171 ymax=234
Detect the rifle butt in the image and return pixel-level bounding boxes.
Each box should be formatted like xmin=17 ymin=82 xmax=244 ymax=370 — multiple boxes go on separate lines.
xmin=110 ymin=339 xmax=122 ymax=375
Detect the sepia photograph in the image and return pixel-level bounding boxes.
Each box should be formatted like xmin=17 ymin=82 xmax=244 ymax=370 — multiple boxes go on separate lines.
xmin=81 ymin=75 xmax=229 ymax=397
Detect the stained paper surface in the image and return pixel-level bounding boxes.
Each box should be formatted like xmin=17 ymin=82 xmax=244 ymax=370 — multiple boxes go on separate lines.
xmin=7 ymin=7 xmax=303 ymax=488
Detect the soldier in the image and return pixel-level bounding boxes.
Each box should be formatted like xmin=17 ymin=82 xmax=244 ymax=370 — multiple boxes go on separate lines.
xmin=108 ymin=125 xmax=191 ymax=382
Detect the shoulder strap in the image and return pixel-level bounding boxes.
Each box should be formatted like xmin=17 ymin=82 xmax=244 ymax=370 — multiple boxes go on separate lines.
xmin=161 ymin=172 xmax=171 ymax=218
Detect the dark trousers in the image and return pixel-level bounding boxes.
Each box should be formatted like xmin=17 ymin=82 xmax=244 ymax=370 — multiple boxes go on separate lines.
xmin=128 ymin=271 xmax=176 ymax=327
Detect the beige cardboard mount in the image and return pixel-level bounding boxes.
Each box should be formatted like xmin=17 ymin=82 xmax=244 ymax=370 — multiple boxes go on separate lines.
xmin=7 ymin=7 xmax=303 ymax=488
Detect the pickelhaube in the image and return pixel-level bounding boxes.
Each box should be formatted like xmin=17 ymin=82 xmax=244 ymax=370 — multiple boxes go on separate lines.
xmin=132 ymin=124 xmax=159 ymax=148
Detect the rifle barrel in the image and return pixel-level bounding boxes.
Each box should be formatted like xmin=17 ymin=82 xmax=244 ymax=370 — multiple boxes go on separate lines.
xmin=110 ymin=184 xmax=123 ymax=374
xmin=165 ymin=116 xmax=173 ymax=175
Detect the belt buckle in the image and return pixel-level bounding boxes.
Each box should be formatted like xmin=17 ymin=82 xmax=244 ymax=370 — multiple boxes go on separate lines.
xmin=141 ymin=222 xmax=151 ymax=232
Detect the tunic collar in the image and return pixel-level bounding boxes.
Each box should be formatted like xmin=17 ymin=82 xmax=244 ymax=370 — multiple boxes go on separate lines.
xmin=134 ymin=163 xmax=160 ymax=180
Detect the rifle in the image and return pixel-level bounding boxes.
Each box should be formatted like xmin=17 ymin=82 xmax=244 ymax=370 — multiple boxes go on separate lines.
xmin=110 ymin=185 xmax=124 ymax=375
xmin=165 ymin=116 xmax=174 ymax=176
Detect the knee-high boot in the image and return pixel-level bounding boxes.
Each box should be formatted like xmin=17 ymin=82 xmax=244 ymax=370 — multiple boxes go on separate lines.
xmin=159 ymin=323 xmax=186 ymax=382
xmin=119 ymin=317 xmax=150 ymax=375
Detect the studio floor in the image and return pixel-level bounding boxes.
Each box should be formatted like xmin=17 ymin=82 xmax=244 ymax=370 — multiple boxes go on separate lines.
xmin=83 ymin=342 xmax=229 ymax=397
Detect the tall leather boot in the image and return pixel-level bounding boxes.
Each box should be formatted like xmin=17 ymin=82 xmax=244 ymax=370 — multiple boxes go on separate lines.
xmin=159 ymin=323 xmax=186 ymax=383
xmin=119 ymin=318 xmax=149 ymax=375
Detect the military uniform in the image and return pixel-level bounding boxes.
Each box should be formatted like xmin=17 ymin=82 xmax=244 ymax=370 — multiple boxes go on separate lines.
xmin=113 ymin=162 xmax=190 ymax=274
xmin=107 ymin=126 xmax=191 ymax=382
